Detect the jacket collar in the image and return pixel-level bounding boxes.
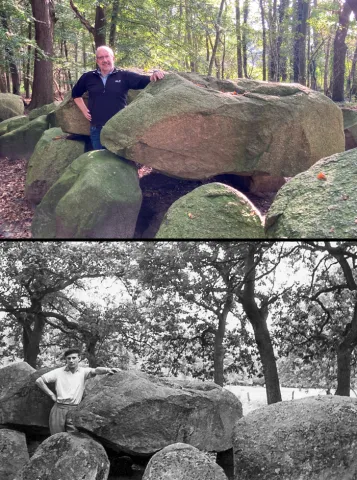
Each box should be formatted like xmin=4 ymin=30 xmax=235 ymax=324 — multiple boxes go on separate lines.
xmin=64 ymin=365 xmax=79 ymax=373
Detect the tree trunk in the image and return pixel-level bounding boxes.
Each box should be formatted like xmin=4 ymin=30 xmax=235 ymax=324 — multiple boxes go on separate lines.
xmin=268 ymin=0 xmax=278 ymax=81
xmin=29 ymin=0 xmax=55 ymax=109
xmin=332 ymin=1 xmax=352 ymax=101
xmin=109 ymin=0 xmax=120 ymax=48
xmin=324 ymin=35 xmax=331 ymax=95
xmin=85 ymin=336 xmax=99 ymax=368
xmin=94 ymin=5 xmax=106 ymax=47
xmin=293 ymin=0 xmax=309 ymax=85
xmin=24 ymin=21 xmax=32 ymax=99
xmin=236 ymin=0 xmax=243 ymax=78
xmin=335 ymin=302 xmax=357 ymax=396
xmin=277 ymin=0 xmax=289 ymax=81
xmin=239 ymin=245 xmax=282 ymax=405
xmin=214 ymin=294 xmax=233 ymax=386
xmin=259 ymin=0 xmax=267 ymax=81
xmin=208 ymin=0 xmax=225 ymax=76
xmin=22 ymin=315 xmax=46 ymax=368
xmin=348 ymin=39 xmax=357 ymax=99
xmin=242 ymin=0 xmax=249 ymax=77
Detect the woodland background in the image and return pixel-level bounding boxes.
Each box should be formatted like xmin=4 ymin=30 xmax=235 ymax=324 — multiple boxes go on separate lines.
xmin=2 ymin=0 xmax=357 ymax=110
xmin=1 ymin=240 xmax=357 ymax=407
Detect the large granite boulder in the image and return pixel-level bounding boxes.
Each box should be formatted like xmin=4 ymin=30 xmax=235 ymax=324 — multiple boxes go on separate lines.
xmin=233 ymin=395 xmax=357 ymax=480
xmin=0 ymin=115 xmax=29 ymax=136
xmin=101 ymin=73 xmax=344 ymax=180
xmin=0 ymin=364 xmax=54 ymax=431
xmin=56 ymin=92 xmax=90 ymax=136
xmin=0 ymin=115 xmax=48 ymax=160
xmin=25 ymin=127 xmax=86 ymax=205
xmin=69 ymin=370 xmax=242 ymax=455
xmin=0 ymin=429 xmax=30 ymax=480
xmin=142 ymin=443 xmax=228 ymax=480
xmin=155 ymin=182 xmax=265 ymax=238
xmin=341 ymin=107 xmax=357 ymax=150
xmin=0 ymin=92 xmax=24 ymax=121
xmin=14 ymin=432 xmax=110 ymax=480
xmin=31 ymin=150 xmax=142 ymax=238
xmin=0 ymin=362 xmax=35 ymax=397
xmin=265 ymin=148 xmax=357 ymax=238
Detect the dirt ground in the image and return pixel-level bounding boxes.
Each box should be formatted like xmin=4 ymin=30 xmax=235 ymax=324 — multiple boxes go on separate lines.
xmin=0 ymin=155 xmax=276 ymax=239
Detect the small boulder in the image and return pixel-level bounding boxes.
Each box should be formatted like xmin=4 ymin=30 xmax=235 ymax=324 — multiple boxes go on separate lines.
xmin=0 ymin=115 xmax=48 ymax=160
xmin=14 ymin=432 xmax=110 ymax=480
xmin=25 ymin=127 xmax=86 ymax=205
xmin=0 ymin=115 xmax=29 ymax=137
xmin=0 ymin=428 xmax=30 ymax=480
xmin=56 ymin=92 xmax=90 ymax=136
xmin=0 ymin=92 xmax=24 ymax=121
xmin=265 ymin=148 xmax=357 ymax=238
xmin=233 ymin=395 xmax=357 ymax=480
xmin=142 ymin=443 xmax=228 ymax=480
xmin=31 ymin=150 xmax=142 ymax=238
xmin=69 ymin=370 xmax=242 ymax=456
xmin=155 ymin=182 xmax=265 ymax=238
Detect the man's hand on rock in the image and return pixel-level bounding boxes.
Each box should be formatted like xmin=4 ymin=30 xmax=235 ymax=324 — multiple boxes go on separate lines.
xmin=150 ymin=70 xmax=165 ymax=82
xmin=106 ymin=368 xmax=121 ymax=375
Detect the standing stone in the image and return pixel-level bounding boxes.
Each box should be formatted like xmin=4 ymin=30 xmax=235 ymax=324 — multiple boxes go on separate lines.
xmin=0 ymin=428 xmax=29 ymax=480
xmin=142 ymin=443 xmax=228 ymax=480
xmin=14 ymin=432 xmax=110 ymax=480
xmin=233 ymin=395 xmax=357 ymax=480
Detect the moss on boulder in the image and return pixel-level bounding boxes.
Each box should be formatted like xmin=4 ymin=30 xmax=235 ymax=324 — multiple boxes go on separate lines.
xmin=25 ymin=127 xmax=86 ymax=205
xmin=0 ymin=93 xmax=24 ymax=121
xmin=0 ymin=115 xmax=29 ymax=137
xmin=156 ymin=182 xmax=264 ymax=238
xmin=265 ymin=148 xmax=357 ymax=238
xmin=31 ymin=150 xmax=142 ymax=238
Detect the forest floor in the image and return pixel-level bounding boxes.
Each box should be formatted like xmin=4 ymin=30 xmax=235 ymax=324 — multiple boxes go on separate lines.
xmin=0 ymin=155 xmax=276 ymax=239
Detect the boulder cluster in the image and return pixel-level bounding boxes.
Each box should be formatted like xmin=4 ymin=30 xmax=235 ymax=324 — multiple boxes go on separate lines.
xmin=0 ymin=73 xmax=352 ymax=238
xmin=1 ymin=362 xmax=357 ymax=479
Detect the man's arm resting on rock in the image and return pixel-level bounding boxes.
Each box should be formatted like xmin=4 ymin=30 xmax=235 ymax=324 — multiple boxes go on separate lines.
xmin=93 ymin=367 xmax=121 ymax=375
xmin=35 ymin=377 xmax=57 ymax=402
xmin=73 ymin=97 xmax=92 ymax=122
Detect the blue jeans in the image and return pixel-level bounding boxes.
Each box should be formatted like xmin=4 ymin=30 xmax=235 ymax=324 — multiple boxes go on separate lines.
xmin=90 ymin=125 xmax=105 ymax=150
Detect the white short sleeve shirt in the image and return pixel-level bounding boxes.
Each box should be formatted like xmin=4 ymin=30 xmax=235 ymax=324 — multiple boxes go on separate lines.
xmin=41 ymin=366 xmax=95 ymax=405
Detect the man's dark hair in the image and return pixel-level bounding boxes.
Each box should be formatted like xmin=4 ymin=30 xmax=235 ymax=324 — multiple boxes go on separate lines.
xmin=64 ymin=348 xmax=81 ymax=358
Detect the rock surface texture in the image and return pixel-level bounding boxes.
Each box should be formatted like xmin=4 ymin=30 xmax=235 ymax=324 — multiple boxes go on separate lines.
xmin=25 ymin=127 xmax=86 ymax=205
xmin=31 ymin=150 xmax=142 ymax=238
xmin=69 ymin=370 xmax=242 ymax=455
xmin=14 ymin=432 xmax=110 ymax=480
xmin=0 ymin=364 xmax=53 ymax=431
xmin=142 ymin=443 xmax=228 ymax=480
xmin=265 ymin=148 xmax=357 ymax=238
xmin=55 ymin=92 xmax=91 ymax=136
xmin=0 ymin=92 xmax=24 ymax=121
xmin=101 ymin=73 xmax=344 ymax=180
xmin=0 ymin=429 xmax=30 ymax=480
xmin=233 ymin=395 xmax=357 ymax=480
xmin=341 ymin=107 xmax=357 ymax=150
xmin=0 ymin=115 xmax=48 ymax=160
xmin=156 ymin=182 xmax=264 ymax=238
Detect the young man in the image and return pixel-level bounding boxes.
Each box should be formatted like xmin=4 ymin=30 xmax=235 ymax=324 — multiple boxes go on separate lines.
xmin=35 ymin=347 xmax=120 ymax=435
xmin=72 ymin=45 xmax=165 ymax=149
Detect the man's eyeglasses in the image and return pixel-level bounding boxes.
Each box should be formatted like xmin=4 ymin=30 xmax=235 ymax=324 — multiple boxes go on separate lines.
xmin=96 ymin=55 xmax=111 ymax=61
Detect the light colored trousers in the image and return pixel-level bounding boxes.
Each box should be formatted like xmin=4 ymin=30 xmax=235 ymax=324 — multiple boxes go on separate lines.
xmin=49 ymin=403 xmax=78 ymax=435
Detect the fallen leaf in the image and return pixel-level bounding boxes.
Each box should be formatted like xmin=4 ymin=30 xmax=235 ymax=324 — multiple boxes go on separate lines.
xmin=188 ymin=213 xmax=195 ymax=219
xmin=317 ymin=172 xmax=327 ymax=180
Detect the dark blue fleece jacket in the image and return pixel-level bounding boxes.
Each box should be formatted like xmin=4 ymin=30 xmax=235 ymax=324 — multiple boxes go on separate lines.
xmin=72 ymin=68 xmax=151 ymax=126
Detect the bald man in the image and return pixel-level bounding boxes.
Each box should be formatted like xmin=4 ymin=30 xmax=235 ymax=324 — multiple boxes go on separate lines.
xmin=72 ymin=45 xmax=164 ymax=150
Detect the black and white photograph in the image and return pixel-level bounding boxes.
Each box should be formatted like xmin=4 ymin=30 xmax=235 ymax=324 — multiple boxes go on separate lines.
xmin=1 ymin=241 xmax=357 ymax=480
